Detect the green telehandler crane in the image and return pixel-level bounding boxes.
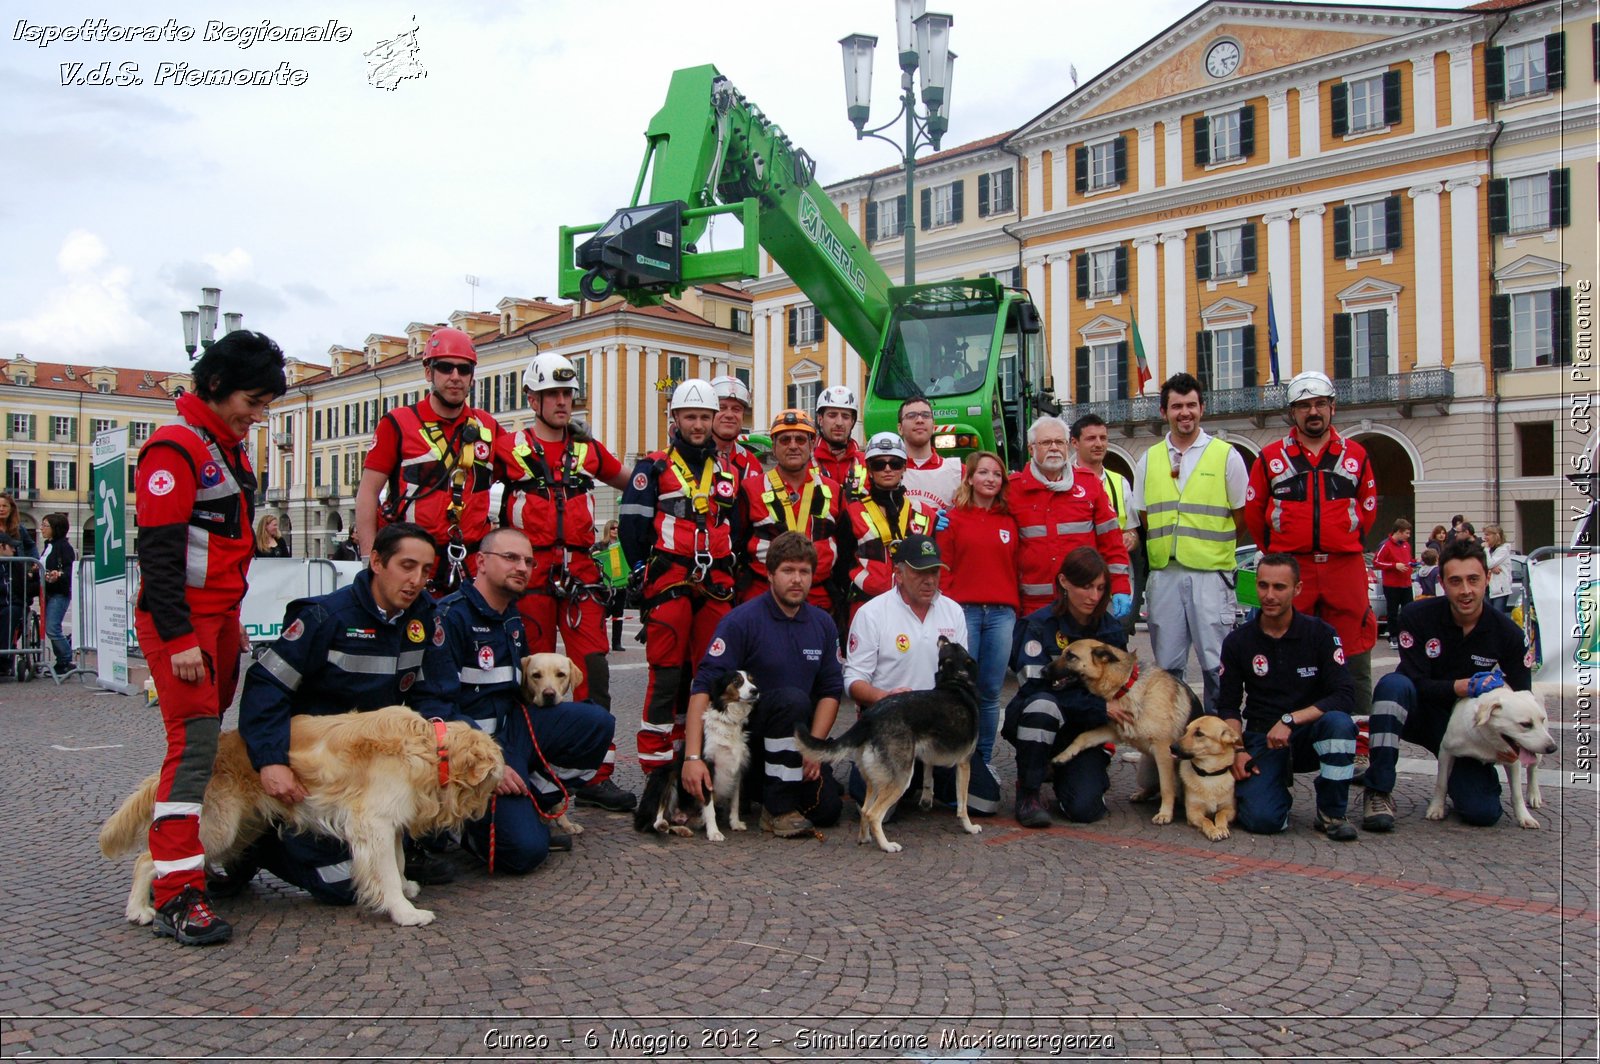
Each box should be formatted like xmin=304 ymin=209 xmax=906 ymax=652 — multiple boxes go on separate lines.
xmin=557 ymin=64 xmax=1058 ymax=468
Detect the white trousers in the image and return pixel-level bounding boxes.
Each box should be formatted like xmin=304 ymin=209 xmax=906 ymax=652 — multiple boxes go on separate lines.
xmin=1146 ymin=562 xmax=1235 ymax=712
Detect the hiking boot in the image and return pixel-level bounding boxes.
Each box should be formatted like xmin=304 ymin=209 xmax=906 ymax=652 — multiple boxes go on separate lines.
xmin=1362 ymin=789 xmax=1396 ymax=833
xmin=574 ymin=779 xmax=637 ymax=812
xmin=1351 ymin=753 xmax=1371 ymax=789
xmin=152 ymin=886 xmax=232 ymax=946
xmin=1315 ymin=810 xmax=1359 ymax=842
xmin=760 ymin=808 xmax=815 ymax=838
xmin=403 ymin=847 xmax=456 ymax=885
xmin=1015 ymin=788 xmax=1052 ymax=829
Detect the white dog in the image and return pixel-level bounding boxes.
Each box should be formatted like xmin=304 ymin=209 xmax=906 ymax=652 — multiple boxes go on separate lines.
xmin=1426 ymin=688 xmax=1557 ymax=829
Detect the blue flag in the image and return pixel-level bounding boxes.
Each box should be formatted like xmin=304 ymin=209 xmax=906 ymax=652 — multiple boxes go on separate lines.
xmin=1267 ymin=280 xmax=1282 ymax=386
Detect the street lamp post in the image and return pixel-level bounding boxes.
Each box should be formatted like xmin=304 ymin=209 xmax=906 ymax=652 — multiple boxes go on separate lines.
xmin=840 ymin=0 xmax=955 ymax=286
xmin=179 ymin=287 xmax=242 ymax=360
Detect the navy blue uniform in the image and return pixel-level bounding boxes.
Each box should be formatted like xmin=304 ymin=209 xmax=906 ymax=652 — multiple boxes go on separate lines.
xmin=236 ymin=571 xmax=471 ymax=903
xmin=1217 ymin=610 xmax=1356 ymax=831
xmin=438 ymin=582 xmax=612 ymax=874
xmin=1369 ymin=596 xmax=1533 ymax=825
xmin=692 ymin=593 xmax=844 ymax=824
xmin=1002 ymin=607 xmax=1127 ymax=822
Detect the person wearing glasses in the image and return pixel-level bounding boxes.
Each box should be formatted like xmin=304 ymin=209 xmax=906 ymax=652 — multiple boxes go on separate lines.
xmin=1242 ymin=370 xmax=1378 ymax=720
xmin=1130 ymin=372 xmax=1251 ymax=714
xmin=356 ymin=327 xmax=502 ymax=595
xmin=1009 ymin=415 xmax=1131 ymax=618
xmin=737 ymin=409 xmax=847 ymax=610
xmin=439 ymin=527 xmax=614 ymax=873
xmin=897 ymin=395 xmax=962 ymax=512
xmin=495 ymin=352 xmax=636 ymax=814
xmin=843 ymin=432 xmax=939 ymax=622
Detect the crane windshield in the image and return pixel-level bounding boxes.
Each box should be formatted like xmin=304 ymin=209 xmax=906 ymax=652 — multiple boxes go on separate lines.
xmin=873 ymin=299 xmax=999 ymax=401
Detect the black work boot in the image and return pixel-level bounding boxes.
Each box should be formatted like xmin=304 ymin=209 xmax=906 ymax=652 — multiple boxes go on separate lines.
xmin=153 ymin=886 xmax=232 ymax=946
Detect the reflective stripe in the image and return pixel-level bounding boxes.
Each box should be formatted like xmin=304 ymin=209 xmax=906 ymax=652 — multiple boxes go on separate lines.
xmin=326 ymin=649 xmax=399 ymax=675
xmin=1174 ymin=526 xmax=1238 ymax=542
xmin=185 ymin=527 xmax=211 ymax=588
xmin=1023 ymin=698 xmax=1064 ymax=723
xmin=460 ymin=666 xmax=516 ymax=684
xmin=1144 ymin=437 xmax=1237 ymax=571
xmin=1366 ymin=732 xmax=1402 ymax=749
xmin=1020 ymin=582 xmax=1054 ymax=596
xmin=1108 ymin=564 xmax=1132 ymax=575
xmin=1055 ymin=521 xmax=1093 ymax=535
xmin=965 ymin=791 xmax=998 ymax=814
xmin=765 ymin=736 xmax=800 ymax=754
xmin=1319 ymin=764 xmax=1356 ymax=781
xmin=1021 ymin=664 xmax=1044 ymax=680
xmin=152 ymin=854 xmax=206 ymax=877
xmin=474 ymin=717 xmax=498 ymax=736
xmin=258 ymin=648 xmax=303 ymax=690
xmin=1313 ymin=738 xmax=1358 ymax=756
xmin=1094 ymin=518 xmax=1121 ymax=535
xmin=766 ymin=763 xmax=804 ymax=782
xmin=618 ymin=503 xmax=655 ymax=519
xmin=153 ymin=802 xmax=203 ymax=820
xmin=397 ymin=650 xmax=426 ymax=670
xmin=639 ymin=720 xmax=674 ymax=735
xmin=1178 ymin=503 xmax=1235 ymax=519
xmin=316 ymin=860 xmax=352 ymax=884
xmin=1018 ymin=524 xmax=1049 ymax=538
xmin=1016 ymin=726 xmax=1058 ymax=744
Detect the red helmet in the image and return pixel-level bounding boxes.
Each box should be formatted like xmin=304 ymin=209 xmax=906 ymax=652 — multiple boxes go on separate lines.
xmin=425 ymin=327 xmax=478 ymax=365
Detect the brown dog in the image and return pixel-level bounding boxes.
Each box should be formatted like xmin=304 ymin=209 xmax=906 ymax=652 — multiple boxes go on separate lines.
xmin=99 ymin=707 xmax=504 ymax=927
xmin=1047 ymin=639 xmax=1202 ymax=825
xmin=517 ymin=653 xmax=588 ymax=835
xmin=1170 ymin=716 xmax=1241 ymax=841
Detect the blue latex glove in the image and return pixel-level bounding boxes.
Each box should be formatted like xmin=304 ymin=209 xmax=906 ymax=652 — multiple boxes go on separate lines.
xmin=934 ymin=509 xmax=950 ymax=532
xmin=1110 ymin=593 xmax=1133 ymax=619
xmin=1467 ymin=668 xmax=1504 ymax=698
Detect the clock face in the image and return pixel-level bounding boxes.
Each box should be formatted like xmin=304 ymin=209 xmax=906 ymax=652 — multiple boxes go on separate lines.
xmin=1206 ymin=40 xmax=1241 ymax=78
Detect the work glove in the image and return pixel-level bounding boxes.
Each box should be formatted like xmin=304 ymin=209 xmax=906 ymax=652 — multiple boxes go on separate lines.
xmin=1109 ymin=593 xmax=1133 ymax=620
xmin=1466 ymin=667 xmax=1505 ymax=698
xmin=934 ymin=509 xmax=950 ymax=533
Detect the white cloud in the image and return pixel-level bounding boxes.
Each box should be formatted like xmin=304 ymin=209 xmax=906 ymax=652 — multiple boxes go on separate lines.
xmin=0 ymin=230 xmax=157 ymax=361
xmin=202 ymin=247 xmax=254 ymax=282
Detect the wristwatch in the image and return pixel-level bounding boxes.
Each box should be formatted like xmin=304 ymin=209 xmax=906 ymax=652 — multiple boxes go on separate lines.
xmin=1279 ymin=713 xmax=1295 ymax=728
xmin=685 ymin=753 xmax=703 ymax=762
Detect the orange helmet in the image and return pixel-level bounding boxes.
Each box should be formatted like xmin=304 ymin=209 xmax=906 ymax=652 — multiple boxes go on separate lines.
xmin=768 ymin=408 xmax=817 ymax=437
xmin=425 ymin=327 xmax=478 ymax=365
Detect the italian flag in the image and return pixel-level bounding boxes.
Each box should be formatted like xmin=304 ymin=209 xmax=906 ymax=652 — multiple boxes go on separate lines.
xmin=1130 ymin=306 xmax=1152 ymax=396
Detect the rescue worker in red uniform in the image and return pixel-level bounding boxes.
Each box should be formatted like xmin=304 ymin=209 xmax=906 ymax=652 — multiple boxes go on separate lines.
xmin=619 ymin=379 xmax=745 ymax=778
xmin=1243 ymin=370 xmax=1379 ymax=714
xmin=738 ymin=409 xmax=845 ymax=609
xmin=356 ymin=327 xmax=502 ymax=594
xmin=844 ymin=432 xmax=938 ymax=617
xmin=1009 ymin=415 xmax=1132 ymax=617
xmin=494 ymin=351 xmax=636 ymax=812
xmin=134 ymin=330 xmax=287 ymax=945
xmin=811 ymin=385 xmax=869 ymax=502
xmin=709 ymin=374 xmax=764 ymax=484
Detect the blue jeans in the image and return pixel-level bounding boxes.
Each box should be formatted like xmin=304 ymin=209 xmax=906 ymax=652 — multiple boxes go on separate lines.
xmin=1234 ymin=713 xmax=1358 ymax=833
xmin=45 ymin=594 xmax=71 ymax=671
xmin=961 ymin=604 xmax=1016 ymax=763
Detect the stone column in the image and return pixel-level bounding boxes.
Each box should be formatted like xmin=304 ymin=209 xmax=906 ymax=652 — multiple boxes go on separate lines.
xmin=1448 ymin=45 xmax=1475 ymax=128
xmin=1409 ymin=183 xmax=1445 ymax=369
xmin=1298 ymin=84 xmax=1320 ymax=157
xmin=1264 ymin=210 xmax=1294 ymax=374
xmin=1412 ymin=52 xmax=1438 ymax=135
xmin=1161 ymin=230 xmax=1189 ymax=377
xmin=1048 ymin=250 xmax=1073 ymax=390
xmin=1294 ymin=205 xmax=1327 ymax=374
xmin=1027 ymin=154 xmax=1043 ymax=219
xmin=644 ymin=347 xmax=662 ymax=455
xmin=751 ymin=310 xmax=771 ymax=428
xmin=1446 ymin=177 xmax=1484 ymax=395
xmin=1163 ymin=121 xmax=1183 ymax=189
xmin=623 ymin=344 xmax=641 ymax=461
xmin=1137 ymin=123 xmax=1156 ymax=191
xmin=1134 ymin=235 xmax=1162 ymax=388
xmin=1267 ymin=90 xmax=1290 ymax=166
xmin=605 ymin=344 xmax=620 ymax=454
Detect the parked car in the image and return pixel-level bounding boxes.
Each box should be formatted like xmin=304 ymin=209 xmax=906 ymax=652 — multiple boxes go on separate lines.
xmin=1232 ymin=546 xmax=1387 ymax=632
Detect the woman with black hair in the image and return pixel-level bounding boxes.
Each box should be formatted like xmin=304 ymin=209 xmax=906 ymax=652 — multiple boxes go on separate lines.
xmin=132 ymin=329 xmax=287 ymax=946
xmin=38 ymin=513 xmax=74 ymax=673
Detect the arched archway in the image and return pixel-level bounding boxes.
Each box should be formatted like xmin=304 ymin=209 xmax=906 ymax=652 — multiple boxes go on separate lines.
xmin=1351 ymin=431 xmax=1417 ymax=551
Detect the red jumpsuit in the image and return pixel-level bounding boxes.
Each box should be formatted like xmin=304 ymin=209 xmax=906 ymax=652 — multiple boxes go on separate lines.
xmin=738 ymin=467 xmax=844 ymax=608
xmin=618 ymin=441 xmax=743 ymax=776
xmin=1244 ymin=427 xmax=1379 ymax=656
xmin=1009 ymin=464 xmax=1131 ymax=615
xmin=135 ymin=392 xmax=257 ymax=908
xmin=812 ymin=438 xmax=868 ymax=501
xmin=364 ymin=400 xmax=502 ymax=593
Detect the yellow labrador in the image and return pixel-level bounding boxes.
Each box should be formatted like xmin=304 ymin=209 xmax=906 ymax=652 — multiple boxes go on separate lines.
xmin=518 ymin=653 xmax=587 ymax=835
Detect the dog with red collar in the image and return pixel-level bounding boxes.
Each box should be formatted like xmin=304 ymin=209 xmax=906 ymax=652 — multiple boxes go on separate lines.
xmin=1046 ymin=638 xmax=1205 ymax=825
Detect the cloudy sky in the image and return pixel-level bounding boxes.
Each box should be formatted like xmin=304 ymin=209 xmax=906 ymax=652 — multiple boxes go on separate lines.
xmin=3 ymin=0 xmax=1437 ymax=373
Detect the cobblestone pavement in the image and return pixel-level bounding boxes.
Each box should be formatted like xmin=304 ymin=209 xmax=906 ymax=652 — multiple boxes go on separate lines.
xmin=0 ymin=630 xmax=1595 ymax=1062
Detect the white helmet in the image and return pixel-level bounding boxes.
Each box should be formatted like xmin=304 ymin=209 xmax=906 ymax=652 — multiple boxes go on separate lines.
xmin=815 ymin=385 xmax=859 ymax=416
xmin=1287 ymin=370 xmax=1336 ymax=405
xmin=863 ymin=431 xmax=907 ymax=462
xmin=669 ymin=378 xmax=719 ymax=413
xmin=523 ymin=352 xmax=579 ymax=394
xmin=709 ymin=374 xmax=751 ymax=408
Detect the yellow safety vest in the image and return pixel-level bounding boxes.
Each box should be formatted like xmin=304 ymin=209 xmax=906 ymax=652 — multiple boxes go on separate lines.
xmin=1100 ymin=469 xmax=1131 ymax=530
xmin=1143 ymin=438 xmax=1236 ymax=571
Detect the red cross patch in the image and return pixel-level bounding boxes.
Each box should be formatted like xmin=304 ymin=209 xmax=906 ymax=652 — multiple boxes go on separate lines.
xmin=1252 ymin=654 xmax=1269 ymax=677
xmin=477 ymin=645 xmax=495 ymax=672
xmin=146 ymin=470 xmax=176 ymax=496
xmin=1425 ymin=638 xmax=1442 ymax=659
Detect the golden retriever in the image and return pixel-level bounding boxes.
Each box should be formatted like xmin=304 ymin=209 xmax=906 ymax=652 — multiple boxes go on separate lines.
xmin=1047 ymin=639 xmax=1203 ymax=825
xmin=1170 ymin=716 xmax=1242 ymax=841
xmin=517 ymin=653 xmax=587 ymax=835
xmin=99 ymin=706 xmax=503 ymax=927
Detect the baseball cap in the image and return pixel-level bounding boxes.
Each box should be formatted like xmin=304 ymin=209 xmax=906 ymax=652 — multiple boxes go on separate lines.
xmin=891 ymin=533 xmax=946 ymax=571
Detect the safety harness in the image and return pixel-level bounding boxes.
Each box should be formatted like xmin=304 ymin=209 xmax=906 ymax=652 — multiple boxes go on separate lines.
xmin=505 ymin=431 xmax=607 ymax=625
xmin=381 ymin=405 xmax=484 ymax=594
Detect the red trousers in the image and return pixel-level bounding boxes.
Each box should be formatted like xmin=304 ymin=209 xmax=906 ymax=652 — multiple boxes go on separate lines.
xmin=637 ymin=590 xmax=730 ymax=775
xmin=136 ymin=608 xmax=242 ymax=907
xmin=518 ymin=590 xmax=618 ymax=784
xmin=1292 ymin=551 xmax=1378 ymax=656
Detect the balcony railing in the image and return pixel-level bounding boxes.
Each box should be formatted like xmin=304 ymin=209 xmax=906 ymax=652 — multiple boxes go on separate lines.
xmin=264 ymin=488 xmax=289 ymax=503
xmin=1066 ymin=369 xmax=1454 ymax=427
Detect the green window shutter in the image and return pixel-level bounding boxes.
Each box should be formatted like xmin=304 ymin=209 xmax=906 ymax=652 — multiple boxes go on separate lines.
xmin=1076 ymin=253 xmax=1089 ymax=300
xmin=1074 ymin=347 xmax=1090 ymax=402
xmin=69 ymin=417 xmax=78 ymax=443
xmin=1193 ymin=115 xmax=1210 ymax=166
xmin=1074 ymin=147 xmax=1088 ymax=193
xmin=978 ymin=172 xmax=991 ymax=217
xmin=1241 ymin=224 xmax=1258 ymax=274
xmin=1238 ymin=105 xmax=1255 ymax=158
xmin=1486 ymin=46 xmax=1506 ymax=104
xmin=866 ymin=200 xmax=878 ymax=239
xmin=1112 ymin=137 xmax=1128 ymax=185
xmin=1332 ymin=206 xmax=1351 ymax=260
xmin=1549 ymin=169 xmax=1571 ymax=229
xmin=1490 ymin=295 xmax=1511 ymax=371
xmin=1545 ymin=32 xmax=1565 ymax=92
xmin=27 ymin=415 xmax=36 ymax=441
xmin=920 ymin=187 xmax=932 ymax=230
xmin=1330 ymin=82 xmax=1349 ymax=136
xmin=1195 ymin=231 xmax=1212 ymax=281
xmin=1195 ymin=332 xmax=1214 ymax=394
xmin=1241 ymin=326 xmax=1258 ymax=389
xmin=1332 ymin=314 xmax=1354 ymax=378
xmin=1487 ymin=178 xmax=1509 ymax=235
xmin=1382 ymin=69 xmax=1402 ymax=127
xmin=1384 ymin=195 xmax=1403 ymax=252
xmin=1554 ymin=287 xmax=1573 ymax=366
xmin=950 ymin=179 xmax=964 ymax=224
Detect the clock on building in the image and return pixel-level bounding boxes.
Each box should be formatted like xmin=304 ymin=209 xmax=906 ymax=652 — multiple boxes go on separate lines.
xmin=1205 ymin=39 xmax=1241 ymax=78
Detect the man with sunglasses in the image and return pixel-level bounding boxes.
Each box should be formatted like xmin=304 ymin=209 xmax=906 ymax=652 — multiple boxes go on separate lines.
xmin=439 ymin=527 xmax=615 ymax=873
xmin=1243 ymin=371 xmax=1378 ymax=719
xmin=738 ymin=409 xmax=846 ymax=609
xmin=357 ymin=327 xmax=501 ymax=595
xmin=495 ymin=352 xmax=636 ymax=813
xmin=897 ymin=395 xmax=962 ymax=512
xmin=844 ymin=432 xmax=938 ymax=621
xmin=1010 ymin=415 xmax=1131 ymax=617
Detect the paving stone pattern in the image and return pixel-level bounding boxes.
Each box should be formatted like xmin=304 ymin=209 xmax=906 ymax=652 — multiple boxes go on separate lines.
xmin=0 ymin=637 xmax=1594 ymax=1061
